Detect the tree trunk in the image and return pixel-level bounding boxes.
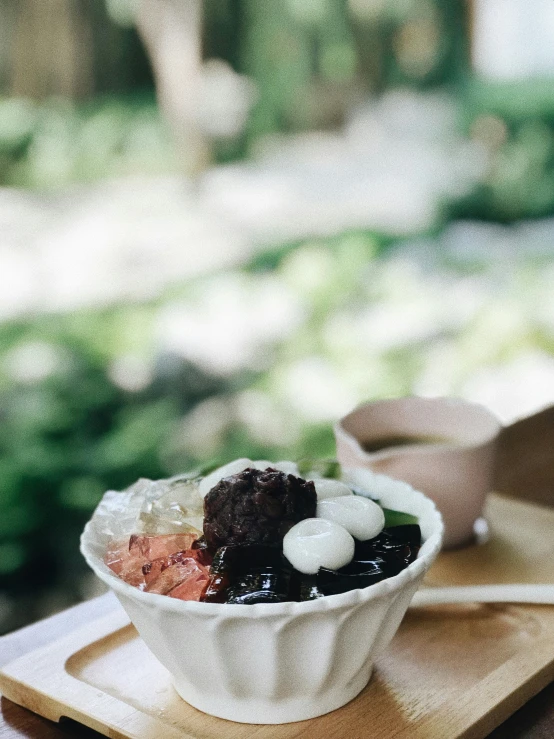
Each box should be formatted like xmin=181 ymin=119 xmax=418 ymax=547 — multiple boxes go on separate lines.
xmin=137 ymin=0 xmax=210 ymax=176
xmin=10 ymin=0 xmax=93 ymax=100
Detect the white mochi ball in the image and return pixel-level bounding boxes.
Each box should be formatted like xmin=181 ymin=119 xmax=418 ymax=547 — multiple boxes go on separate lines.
xmin=198 ymin=458 xmax=253 ymax=498
xmin=341 ymin=467 xmax=408 ymax=501
xmin=252 ymin=460 xmax=273 ymax=470
xmin=312 ymin=478 xmax=353 ymax=500
xmin=283 ymin=518 xmax=354 ymax=575
xmin=273 ymin=460 xmax=300 ymax=476
xmin=316 ymin=496 xmax=385 ymax=541
xmin=254 ymin=460 xmax=301 ymax=476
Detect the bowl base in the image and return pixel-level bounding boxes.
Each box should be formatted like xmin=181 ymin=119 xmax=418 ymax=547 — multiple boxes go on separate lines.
xmin=172 ymin=667 xmax=373 ymax=724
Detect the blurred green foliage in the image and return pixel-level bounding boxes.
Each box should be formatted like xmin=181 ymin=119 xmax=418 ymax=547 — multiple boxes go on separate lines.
xmin=2 ymin=225 xmax=553 ymax=632
xmin=0 ymin=310 xmax=227 ymax=629
xmin=209 ymin=0 xmax=468 ymax=141
xmin=0 ymin=95 xmax=178 ymax=189
xmin=3 ymin=81 xmax=554 ymax=220
xmin=454 ymin=79 xmax=554 ymax=222
xmin=0 ymin=237 xmax=365 ymax=630
xmin=1 ymin=1 xmax=553 ymax=221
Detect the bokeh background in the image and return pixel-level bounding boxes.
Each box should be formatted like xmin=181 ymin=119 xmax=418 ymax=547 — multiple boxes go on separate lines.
xmin=1 ymin=0 xmax=554 ymax=634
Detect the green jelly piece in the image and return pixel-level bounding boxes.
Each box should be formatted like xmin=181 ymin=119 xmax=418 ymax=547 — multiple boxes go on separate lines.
xmin=382 ymin=508 xmax=419 ymax=528
xmin=297 ymin=458 xmax=341 ymax=480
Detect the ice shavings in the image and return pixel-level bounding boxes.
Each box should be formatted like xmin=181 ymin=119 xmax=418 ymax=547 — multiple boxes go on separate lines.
xmin=341 ymin=467 xmax=413 ymax=501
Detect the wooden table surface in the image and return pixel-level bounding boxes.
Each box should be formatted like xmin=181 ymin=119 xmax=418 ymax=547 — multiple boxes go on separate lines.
xmin=2 ymin=405 xmax=554 ymax=738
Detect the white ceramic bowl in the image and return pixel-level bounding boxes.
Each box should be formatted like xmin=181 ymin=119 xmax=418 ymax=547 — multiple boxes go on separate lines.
xmin=80 ymin=472 xmax=443 ymax=724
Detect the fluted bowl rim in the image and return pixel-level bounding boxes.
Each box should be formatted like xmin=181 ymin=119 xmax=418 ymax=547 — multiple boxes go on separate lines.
xmin=80 ymin=468 xmax=444 ymax=618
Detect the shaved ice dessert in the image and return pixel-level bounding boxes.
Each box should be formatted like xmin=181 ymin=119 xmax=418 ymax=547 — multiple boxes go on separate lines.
xmin=103 ymin=459 xmax=422 ymax=604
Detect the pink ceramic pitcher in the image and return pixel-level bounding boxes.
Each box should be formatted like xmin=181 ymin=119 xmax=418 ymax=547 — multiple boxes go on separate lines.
xmin=335 ymin=397 xmax=501 ymax=549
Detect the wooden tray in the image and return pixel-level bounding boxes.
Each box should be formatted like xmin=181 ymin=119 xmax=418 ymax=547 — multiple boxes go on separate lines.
xmin=1 ymin=493 xmax=554 ymax=739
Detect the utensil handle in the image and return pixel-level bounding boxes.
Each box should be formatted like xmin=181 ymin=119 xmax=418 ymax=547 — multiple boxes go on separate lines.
xmin=411 ymin=584 xmax=554 ymax=607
